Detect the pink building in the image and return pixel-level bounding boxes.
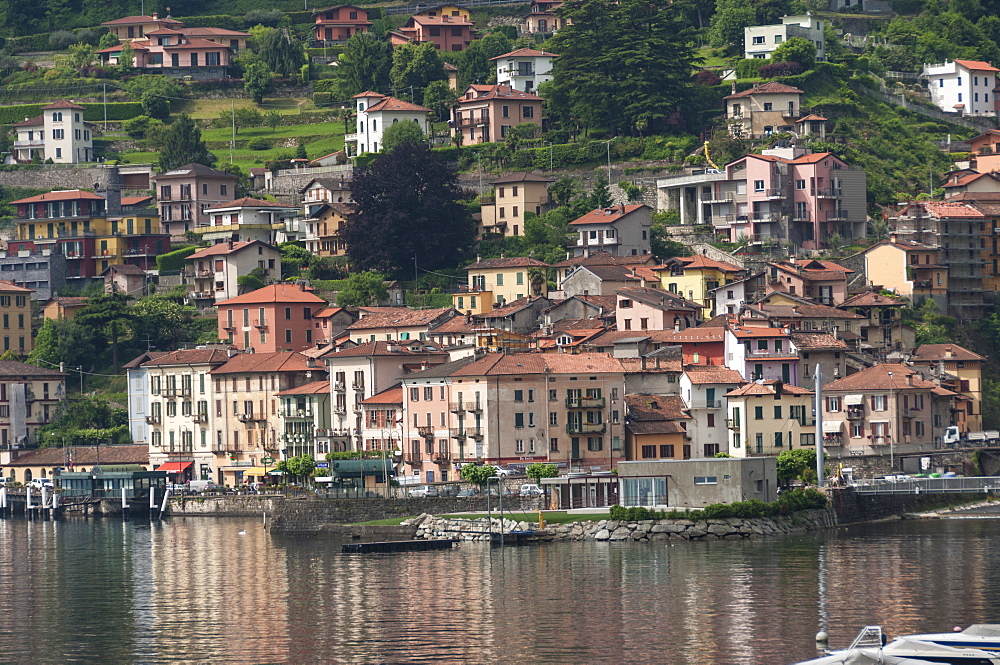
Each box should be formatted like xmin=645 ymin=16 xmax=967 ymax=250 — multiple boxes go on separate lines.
xmin=765 ymin=259 xmax=852 ymax=305
xmin=390 ymin=14 xmax=475 ymax=51
xmin=614 ymin=287 xmax=702 ymax=332
xmin=312 ymin=5 xmax=372 ymax=44
xmin=216 ymin=284 xmax=328 ymax=353
xmin=96 ymin=24 xmax=245 ymax=79
xmin=452 ymin=85 xmax=543 ymax=145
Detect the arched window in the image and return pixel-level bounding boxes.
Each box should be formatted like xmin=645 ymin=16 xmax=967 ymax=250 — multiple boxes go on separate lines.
xmin=24 ymin=469 xmax=32 ymax=482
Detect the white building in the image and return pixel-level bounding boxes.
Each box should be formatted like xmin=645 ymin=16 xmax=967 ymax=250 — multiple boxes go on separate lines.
xmin=569 ymin=204 xmax=653 ymax=258
xmin=745 ymin=14 xmax=825 ymax=61
xmin=185 ymin=240 xmax=282 ymax=305
xmin=195 ymin=196 xmax=297 ymax=245
xmin=11 ymin=100 xmax=93 ymax=164
xmin=923 ymin=59 xmax=998 ymax=116
xmin=490 ymin=48 xmax=558 ymax=93
xmin=347 ymin=92 xmax=431 ymax=155
xmin=679 ymin=367 xmax=746 ymax=457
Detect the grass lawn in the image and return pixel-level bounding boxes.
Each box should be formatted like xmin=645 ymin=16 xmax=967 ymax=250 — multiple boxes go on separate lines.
xmin=171 ymin=96 xmax=321 ymax=119
xmin=697 ymin=47 xmax=731 ymax=68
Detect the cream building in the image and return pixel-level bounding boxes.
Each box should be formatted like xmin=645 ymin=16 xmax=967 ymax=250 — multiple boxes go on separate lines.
xmin=725 ymin=380 xmax=814 ymax=457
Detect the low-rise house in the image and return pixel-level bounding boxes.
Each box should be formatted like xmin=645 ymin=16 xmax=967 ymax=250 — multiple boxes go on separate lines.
xmin=390 ymin=14 xmax=475 ymax=51
xmin=312 ymin=5 xmax=372 ymax=44
xmin=491 ymin=48 xmax=557 ymax=93
xmin=711 ymin=271 xmax=766 ymax=316
xmin=276 ymin=380 xmax=332 ymax=462
xmin=821 ymin=364 xmax=954 ymax=458
xmin=909 ymin=344 xmax=985 ymax=432
xmin=216 ymin=283 xmax=328 ymax=353
xmin=679 ymin=366 xmax=746 ymax=457
xmin=616 ymin=457 xmax=777 ymax=508
xmin=570 ymin=204 xmax=653 ymax=258
xmin=479 ymin=172 xmax=554 ymax=237
xmin=452 ymin=85 xmax=543 ymax=145
xmin=311 ymin=306 xmax=357 ymax=346
xmin=726 ymin=324 xmax=799 ymax=384
xmin=347 ymin=92 xmax=432 ymax=155
xmin=790 ymin=331 xmax=847 ymax=383
xmin=624 ymin=394 xmax=692 ymax=461
xmin=858 ymin=240 xmax=949 ymax=310
xmin=42 ymin=296 xmax=88 ymax=320
xmin=725 ymin=380 xmax=814 ymax=457
xmin=941 ymin=170 xmax=1000 ymax=198
xmin=11 ymin=100 xmax=93 ymax=164
xmin=344 ymin=307 xmax=456 ymax=344
xmin=521 ymin=0 xmax=569 ymax=34
xmin=455 ymin=256 xmax=549 ymax=313
xmin=922 ymin=59 xmax=998 ymax=117
xmin=1 ymin=445 xmax=149 ymax=485
xmin=542 ymin=295 xmax=617 ymax=326
xmin=185 ymin=240 xmax=281 ymax=306
xmin=152 ymin=163 xmax=237 ymax=241
xmin=195 ymin=197 xmax=296 ymax=245
xmin=967 ymin=130 xmax=1000 ymax=173
xmin=101 ymin=12 xmax=183 ymax=40
xmin=102 ymin=263 xmax=146 ymax=296
xmin=96 ymin=29 xmax=241 ymax=80
xmin=765 ymin=259 xmax=852 ymax=305
xmin=655 ymin=255 xmax=744 ymax=319
xmin=745 ymin=14 xmax=825 ymax=61
xmin=302 ymin=202 xmax=351 ymax=257
xmin=559 ymin=264 xmax=643 ymax=298
xmin=840 ymin=290 xmax=914 ymax=355
xmin=615 ymin=287 xmax=702 ymax=332
xmin=743 ymin=292 xmax=864 ymax=337
xmin=724 ymin=82 xmax=805 ymax=139
xmin=0 ymin=361 xmax=65 ymax=449
xmin=658 ymin=326 xmax=727 ymax=367
xmin=359 ymin=384 xmax=403 ymax=463
xmin=551 ymin=251 xmax=657 ymax=286
xmin=475 ymin=295 xmax=550 ymax=335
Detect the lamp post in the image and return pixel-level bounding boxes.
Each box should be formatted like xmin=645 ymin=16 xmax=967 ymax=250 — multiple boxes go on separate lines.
xmin=888 ymin=371 xmax=895 ymax=472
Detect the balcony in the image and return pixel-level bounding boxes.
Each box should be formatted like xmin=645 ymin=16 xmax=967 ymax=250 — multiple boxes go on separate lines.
xmin=334 ymin=381 xmax=346 ymax=393
xmin=847 ymin=407 xmax=865 ymax=420
xmin=816 ymin=187 xmax=843 ymax=198
xmin=449 ymin=402 xmax=466 ymax=414
xmin=14 ymin=139 xmax=45 ymax=148
xmin=285 ymin=409 xmax=313 ymax=419
xmin=417 ymin=426 xmax=434 ymax=438
xmin=726 ymin=419 xmax=740 ymax=431
xmin=432 ymin=452 xmax=451 ymax=464
xmin=467 ymin=427 xmax=483 ymax=440
xmin=333 ymin=405 xmax=347 ymax=415
xmin=254 ymin=318 xmax=267 ymax=329
xmin=351 ymin=381 xmax=364 ymax=391
xmin=466 ymin=401 xmax=483 ymax=413
xmin=145 ymin=415 xmax=160 ymax=425
xmin=454 ymin=113 xmax=490 ymax=128
xmin=746 ymin=349 xmax=794 ymax=359
xmin=403 ymin=452 xmax=419 ymax=464
xmin=765 ymin=189 xmax=786 ymax=199
xmin=871 ymin=436 xmax=891 ymax=446
xmin=191 ymin=413 xmax=207 ymax=423
xmin=694 ymin=400 xmax=722 ymax=409
xmin=450 ymin=428 xmax=467 ymax=439
xmin=566 ymin=397 xmax=606 ymax=409
xmin=567 ymin=422 xmax=606 ymax=435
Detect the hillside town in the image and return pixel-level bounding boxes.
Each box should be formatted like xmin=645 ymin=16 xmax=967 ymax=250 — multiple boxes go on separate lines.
xmin=0 ymin=0 xmax=999 ymax=510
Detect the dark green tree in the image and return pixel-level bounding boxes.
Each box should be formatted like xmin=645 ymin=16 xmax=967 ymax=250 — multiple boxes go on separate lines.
xmin=220 ymin=164 xmax=253 ymax=198
xmin=422 ymin=79 xmax=455 ymax=122
xmin=334 ymin=33 xmax=393 ymax=98
xmin=75 ymin=292 xmax=133 ymax=372
xmin=709 ymin=0 xmax=756 ymax=52
xmin=381 ymin=120 xmax=426 ymax=152
xmin=28 ymin=318 xmax=97 ymax=376
xmin=244 ymin=60 xmax=275 ymax=104
xmin=253 ymin=27 xmax=306 ymax=76
xmin=157 ymin=114 xmax=215 ymax=171
xmin=342 ymin=144 xmax=475 ymax=277
xmin=457 ymin=31 xmax=513 ymax=87
xmin=37 ymin=395 xmax=130 ymax=447
xmin=336 ymin=271 xmax=389 ymax=306
xmin=391 ymin=42 xmax=447 ymax=97
xmin=771 ymin=35 xmax=817 ymax=69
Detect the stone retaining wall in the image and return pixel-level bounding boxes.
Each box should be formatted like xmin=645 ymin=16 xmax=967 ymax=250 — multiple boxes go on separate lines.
xmin=406 ymin=508 xmax=836 ymax=543
xmin=829 ymin=488 xmax=989 ymax=524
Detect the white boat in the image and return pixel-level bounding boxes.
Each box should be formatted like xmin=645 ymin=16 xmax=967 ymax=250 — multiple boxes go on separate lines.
xmin=795 ymin=625 xmax=1000 ymax=665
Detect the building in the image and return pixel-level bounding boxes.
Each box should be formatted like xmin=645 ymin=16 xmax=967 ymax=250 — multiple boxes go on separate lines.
xmin=474 ymin=295 xmax=550 ymax=335
xmin=6 ymin=189 xmax=168 ymax=286
xmin=922 ymin=59 xmax=998 ymax=117
xmin=11 ymin=100 xmax=94 ymax=164
xmin=303 ymin=203 xmax=352 ymax=257
xmin=490 ymin=48 xmax=558 ymax=93
xmin=124 ymin=351 xmax=167 ymax=448
xmin=0 ymin=250 xmax=67 ymax=301
xmin=42 ymin=296 xmax=88 ymax=321
xmin=311 ymin=5 xmax=372 ymax=44
xmin=742 ymin=292 xmax=863 ymax=337
xmin=347 ymin=92 xmax=432 ymax=155
xmin=839 ymin=290 xmax=914 ymax=356
xmin=725 ymin=380 xmax=814 ymax=457
xmin=725 ymin=325 xmax=799 ymax=384
xmin=790 ymin=330 xmax=847 ymax=383
xmin=479 ymin=172 xmax=554 ymax=237
xmin=152 ymin=163 xmax=238 ymax=241
xmin=966 ymin=130 xmax=1000 ymax=173
xmin=616 ymin=457 xmax=777 ymax=508
xmin=615 ymin=287 xmax=701 ymax=332
xmin=909 ymin=344 xmax=985 ymax=432
xmin=344 ymin=307 xmax=457 ymax=344
xmin=452 ymin=84 xmax=543 ymax=146
xmin=724 ymin=82 xmax=805 ymax=139
xmin=623 ymin=394 xmax=692 ymax=461
xmin=195 ymin=197 xmax=296 ymax=245
xmin=456 ymin=257 xmax=550 ymax=314
xmin=185 ymin=240 xmax=281 ymax=306
xmin=550 ymin=251 xmax=658 ymax=286
xmin=821 ymin=364 xmax=955 ymax=458
xmin=941 ymin=170 xmax=1000 ymax=198
xmin=0 ymin=361 xmax=66 ymax=449
xmin=521 ymin=0 xmax=569 ymax=34
xmin=765 ymin=259 xmax=852 ymax=305
xmin=95 ymin=23 xmax=246 ymax=80
xmin=1 ymin=445 xmax=150 ymax=485
xmin=745 ymin=14 xmax=825 ymax=61
xmin=102 ymin=264 xmax=146 ymax=296
xmin=100 ymin=12 xmax=184 ymax=40
xmin=559 ymin=265 xmax=650 ymax=299
xmin=679 ymin=367 xmax=747 ymax=457
xmin=857 ymin=240 xmax=949 ymax=309
xmin=311 ymin=306 xmax=357 ymax=346
xmin=390 ymin=14 xmax=475 ymax=51
xmin=216 ymin=283 xmax=328 ymax=353
xmin=276 ymin=379 xmax=332 ymax=461
xmin=654 ymin=255 xmax=744 ymax=319
xmin=0 ymin=281 xmax=32 ymax=356
xmin=570 ymin=204 xmax=653 ymax=258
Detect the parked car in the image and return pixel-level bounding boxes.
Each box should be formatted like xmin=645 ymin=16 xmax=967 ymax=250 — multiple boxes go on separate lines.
xmin=456 ymin=488 xmax=479 ymax=497
xmin=493 ymin=467 xmax=514 ymax=477
xmin=408 ymin=485 xmax=439 ymax=498
xmin=188 ymin=480 xmax=222 ymax=493
xmin=28 ymin=478 xmax=54 ymax=490
xmin=519 ymin=483 xmax=543 ymax=496
xmin=0 ymin=477 xmax=12 ymax=487
xmin=167 ymin=483 xmax=189 ymax=494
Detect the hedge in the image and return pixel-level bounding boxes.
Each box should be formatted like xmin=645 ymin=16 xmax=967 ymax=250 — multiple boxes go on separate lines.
xmin=607 ymin=488 xmax=829 ymax=522
xmin=5 ymin=33 xmax=52 ymax=53
xmin=313 ymin=92 xmax=334 ymax=107
xmin=0 ymin=102 xmax=144 ymax=125
xmin=156 ymin=246 xmax=198 ymax=273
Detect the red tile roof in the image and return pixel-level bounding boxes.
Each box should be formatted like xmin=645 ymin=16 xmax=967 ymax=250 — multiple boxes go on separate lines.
xmin=459 ymin=84 xmax=543 ymax=102
xmin=790 ymin=151 xmax=840 ymax=165
xmin=275 ymin=379 xmax=330 ymax=396
xmin=210 ymin=351 xmax=313 ymax=374
xmin=347 ymin=307 xmax=454 ymax=330
xmin=12 ymin=115 xmax=43 ymax=127
xmin=840 ymin=292 xmax=904 ymax=307
xmin=729 ymin=326 xmax=790 ymax=339
xmin=452 ymin=352 xmax=624 ymax=376
xmin=187 ymin=240 xmax=271 ymax=259
xmin=823 ymin=364 xmax=938 ymax=391
xmin=724 ymin=81 xmax=804 ymax=99
xmin=683 ymin=367 xmax=746 ymax=384
xmin=6 ymin=444 xmax=150 ymax=467
xmin=625 ymin=394 xmax=691 ymax=434
xmin=0 ymin=280 xmax=33 ymax=293
xmin=366 ymin=96 xmax=432 ymax=113
xmin=10 ymin=190 xmax=104 ymax=204
xmin=465 ymin=256 xmax=550 ymax=270
xmin=141 ymin=348 xmax=233 ymax=367
xmin=659 ymin=255 xmax=743 ymax=273
xmin=569 ymin=204 xmax=648 ymax=226
xmin=489 ymin=48 xmax=559 ymax=60
xmin=725 ymin=380 xmax=812 ymax=397
xmin=361 ymin=385 xmax=404 ymax=405
xmin=920 ymin=201 xmax=986 ymax=218
xmin=205 ymin=196 xmax=294 ymax=211
xmin=101 ymin=14 xmax=183 ymax=25
xmin=955 ymin=59 xmax=1000 ymax=72
xmin=789 ymin=331 xmax=848 ymax=350
xmin=216 ymin=283 xmax=326 ymax=306
xmin=42 ymin=100 xmax=85 ymax=110
xmin=910 ymin=344 xmax=985 ymax=363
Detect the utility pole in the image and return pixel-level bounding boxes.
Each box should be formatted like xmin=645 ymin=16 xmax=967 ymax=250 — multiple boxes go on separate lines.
xmin=815 ymin=363 xmax=823 ymax=488
xmin=103 ymin=83 xmax=108 ymax=132
xmin=230 ymin=99 xmax=236 ymax=164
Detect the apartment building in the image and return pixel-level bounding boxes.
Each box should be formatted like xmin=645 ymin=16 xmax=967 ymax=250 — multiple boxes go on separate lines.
xmin=359 ymin=384 xmax=403 ymax=460
xmin=276 ymin=380 xmax=332 ymax=461
xmin=745 ymin=14 xmax=825 ymax=61
xmin=765 ymin=259 xmax=852 ymax=305
xmin=0 ymin=361 xmax=66 ymax=450
xmin=615 ymin=287 xmax=702 ymax=332
xmin=347 ymin=92 xmax=432 ymax=156
xmin=0 ymin=281 xmax=33 ymax=355
xmin=491 ymin=48 xmax=557 ymax=93
xmin=922 ymin=59 xmax=998 ymax=117
xmin=390 ymin=14 xmax=475 ymax=51
xmin=344 ymin=307 xmax=457 ymax=343
xmin=724 ymin=82 xmax=804 ymax=139
xmin=455 ymin=256 xmax=550 ymax=314
xmin=194 ymin=197 xmax=296 ymax=245
xmin=452 ymin=85 xmax=543 ymax=145
xmin=909 ymin=344 xmax=985 ymax=432
xmin=479 ymin=172 xmax=554 ymax=237
xmin=725 ymin=325 xmax=799 ymax=385
xmin=303 ymin=202 xmax=351 ymax=257
xmin=857 ymin=240 xmax=949 ymax=310
xmin=679 ymin=367 xmax=747 ymax=457
xmin=124 ymin=351 xmax=166 ymax=447
xmin=725 ymin=380 xmax=814 ymax=457
xmin=11 ymin=100 xmax=93 ymax=164
xmin=624 ymin=394 xmax=692 ymax=462
xmin=654 ymin=255 xmax=744 ymax=318
xmin=185 ymin=240 xmax=281 ymax=306
xmin=570 ymin=204 xmax=653 ymax=258
xmin=152 ymin=163 xmax=237 ymax=240
xmin=312 ymin=5 xmax=372 ymax=43
xmin=216 ymin=283 xmax=328 ymax=353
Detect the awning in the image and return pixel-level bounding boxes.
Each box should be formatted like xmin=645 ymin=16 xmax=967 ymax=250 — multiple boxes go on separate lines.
xmin=843 ymin=395 xmax=864 ymax=406
xmin=822 ymin=421 xmax=843 ymax=433
xmin=156 ymin=461 xmax=193 ymax=473
xmin=237 ymin=466 xmax=270 ymax=477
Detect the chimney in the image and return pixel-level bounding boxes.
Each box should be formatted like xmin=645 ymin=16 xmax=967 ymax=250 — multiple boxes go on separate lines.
xmin=152 ymin=11 xmax=158 ymax=19
xmin=227 ymin=239 xmax=234 ymax=250
xmin=774 ymin=381 xmax=783 ymax=396
xmin=299 ymin=282 xmax=306 ymax=291
xmin=907 ymin=373 xmax=915 ymax=387
xmin=731 ymin=82 xmax=737 ymax=95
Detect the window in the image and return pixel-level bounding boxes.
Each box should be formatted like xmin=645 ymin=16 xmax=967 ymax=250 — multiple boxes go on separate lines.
xmin=754 ymin=406 xmax=763 ymax=420
xmin=752 ymin=36 xmax=765 ymax=44
xmin=514 ymin=389 xmax=523 ymax=402
xmin=641 ymin=445 xmax=656 ymax=459
xmin=424 ymin=386 xmax=433 ymax=401
xmin=410 ymin=387 xmax=419 ymax=401
xmin=773 ymin=405 xmax=782 ymax=419
xmin=694 ymin=476 xmax=718 ymax=485
xmin=514 ymin=412 xmax=524 ymax=427
xmin=796 ymin=179 xmax=806 ymax=190
xmin=763 ymin=102 xmax=773 ymax=111
xmin=800 ymin=433 xmax=815 ymax=446
xmin=550 ymin=437 xmax=559 ymax=452
xmin=754 ymin=180 xmax=765 ymax=192
xmin=827 ymin=396 xmax=840 ymax=412
xmin=587 ymin=437 xmax=602 ymax=451
xmin=872 ymin=395 xmax=886 ymax=411
xmin=660 ymin=444 xmax=674 ymax=458
xmin=549 ymin=412 xmax=558 ymax=426
xmin=523 ymin=106 xmax=534 ymax=119
xmin=774 ymin=431 xmax=783 ymax=447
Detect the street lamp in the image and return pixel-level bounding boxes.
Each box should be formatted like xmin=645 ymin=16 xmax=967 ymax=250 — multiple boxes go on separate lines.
xmin=888 ymin=371 xmax=895 ymax=472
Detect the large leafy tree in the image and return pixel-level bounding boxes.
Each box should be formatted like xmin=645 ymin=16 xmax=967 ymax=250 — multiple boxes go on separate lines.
xmin=390 ymin=42 xmax=447 ymax=98
xmin=336 ymin=271 xmax=389 ymax=307
xmin=546 ymin=0 xmax=697 ymax=136
xmin=381 ymin=120 xmax=426 ymax=152
xmin=252 ymin=27 xmax=306 ymax=77
xmin=157 ymin=114 xmax=214 ymax=171
xmin=334 ymin=33 xmax=393 ymax=98
xmin=709 ymin=0 xmax=756 ymax=53
xmin=456 ymin=31 xmax=513 ymax=88
xmin=342 ymin=144 xmax=475 ymax=277
xmin=28 ymin=318 xmax=97 ymax=375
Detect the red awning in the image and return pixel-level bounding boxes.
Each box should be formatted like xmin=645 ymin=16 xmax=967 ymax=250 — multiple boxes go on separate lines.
xmin=157 ymin=461 xmax=193 ymax=473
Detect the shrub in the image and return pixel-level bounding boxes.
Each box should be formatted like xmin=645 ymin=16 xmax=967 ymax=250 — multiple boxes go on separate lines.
xmin=156 ymin=246 xmax=197 ymax=274
xmin=49 ymin=30 xmax=78 ymax=50
xmin=313 ymin=92 xmax=334 ymax=106
xmin=758 ymin=61 xmax=805 ymax=78
xmin=694 ymin=70 xmax=722 ymax=86
xmin=735 ymin=58 xmax=766 ymax=79
xmin=246 ymin=137 xmax=270 ymax=150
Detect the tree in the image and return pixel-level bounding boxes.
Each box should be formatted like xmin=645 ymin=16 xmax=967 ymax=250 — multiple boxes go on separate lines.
xmin=709 ymin=0 xmax=756 ymax=52
xmin=390 ymin=42 xmax=447 ymax=97
xmin=264 ymin=109 xmax=282 ymax=132
xmin=588 ymin=175 xmax=613 ymax=210
xmin=335 ymin=106 xmax=355 ymax=135
xmin=526 ymin=462 xmax=558 ymax=484
xmin=295 ymin=141 xmax=308 ymax=160
xmin=244 ymin=61 xmax=275 ymax=104
xmin=75 ymin=293 xmax=133 ymax=372
xmin=28 ymin=318 xmax=96 ymax=377
xmin=37 ymin=395 xmax=130 ymax=447
xmin=342 ymin=143 xmax=475 ymax=277
xmin=158 ymin=114 xmax=215 ymax=171
xmin=461 ymin=463 xmax=497 ymax=487
xmin=336 ymin=271 xmax=389 ymax=306
xmin=771 ymin=35 xmax=817 ymax=69
xmin=546 ymin=0 xmax=697 ymax=136
xmin=116 ymin=41 xmax=135 ymax=77
xmin=130 ymin=296 xmax=187 ymax=351
xmin=381 ymin=120 xmax=426 ymax=152
xmin=334 ymin=33 xmax=393 ymax=98
xmin=422 ymin=79 xmax=455 ymax=122
xmin=97 ymin=31 xmax=119 ymax=50
xmin=237 ymin=268 xmax=266 ymax=294
xmin=776 ymin=448 xmax=818 ymax=486
xmin=220 ymin=164 xmax=253 ymax=198
xmin=457 ymin=31 xmax=512 ymax=87
xmin=253 ymin=27 xmax=306 ymax=76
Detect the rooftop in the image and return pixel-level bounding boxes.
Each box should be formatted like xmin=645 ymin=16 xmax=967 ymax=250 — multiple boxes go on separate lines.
xmin=347 ymin=307 xmax=454 ymax=331
xmin=569 ymin=204 xmax=648 ymax=226
xmin=683 ymin=367 xmax=746 ymax=384
xmin=465 ymin=256 xmax=550 ymax=271
xmin=216 ymin=283 xmax=326 ymax=306
xmin=823 ymin=364 xmax=941 ymax=391
xmin=724 ymin=81 xmax=804 ymax=99
xmin=141 ymin=348 xmax=232 ymax=367
xmin=910 ymin=344 xmax=985 ymax=363
xmin=210 ymin=351 xmax=314 ymax=374
xmin=725 ymin=380 xmax=812 ymax=397
xmin=275 ymin=379 xmax=331 ymax=396
xmin=187 ymin=240 xmax=273 ymax=259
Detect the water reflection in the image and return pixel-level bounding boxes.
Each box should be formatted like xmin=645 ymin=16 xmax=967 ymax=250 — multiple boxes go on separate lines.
xmin=0 ymin=516 xmax=998 ymax=663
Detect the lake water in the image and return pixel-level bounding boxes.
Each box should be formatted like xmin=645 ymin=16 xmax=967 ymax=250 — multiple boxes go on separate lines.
xmin=1 ymin=514 xmax=999 ymax=664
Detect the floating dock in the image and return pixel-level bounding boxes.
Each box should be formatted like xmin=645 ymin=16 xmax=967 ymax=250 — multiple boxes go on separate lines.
xmin=490 ymin=530 xmax=536 ymax=546
xmin=342 ymin=539 xmax=458 ymax=553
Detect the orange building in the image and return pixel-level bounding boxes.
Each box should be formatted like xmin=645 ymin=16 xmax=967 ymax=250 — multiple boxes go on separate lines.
xmin=216 ymin=284 xmax=328 ymax=353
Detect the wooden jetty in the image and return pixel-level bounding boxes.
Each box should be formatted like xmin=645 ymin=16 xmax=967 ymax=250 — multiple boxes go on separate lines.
xmin=342 ymin=539 xmax=458 ymax=554
xmin=490 ymin=530 xmax=536 ymax=547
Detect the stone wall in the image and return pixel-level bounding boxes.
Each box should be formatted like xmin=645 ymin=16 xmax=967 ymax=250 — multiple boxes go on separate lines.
xmin=168 ymin=495 xmax=280 ymax=517
xmin=0 ymin=165 xmax=135 ymax=191
xmin=828 ymin=487 xmax=989 ymax=524
xmin=407 ymin=508 xmax=836 ymax=543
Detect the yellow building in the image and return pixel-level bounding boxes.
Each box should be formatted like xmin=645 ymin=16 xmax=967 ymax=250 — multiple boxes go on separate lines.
xmin=0 ymin=281 xmax=34 ymax=355
xmin=42 ymin=296 xmax=89 ymax=321
xmin=910 ymin=344 xmax=985 ymax=431
xmin=655 ymin=255 xmax=744 ymax=319
xmin=725 ymin=380 xmax=815 ymax=457
xmin=858 ymin=240 xmax=948 ymax=308
xmin=416 ymin=4 xmax=471 ymax=19
xmin=8 ymin=190 xmax=169 ymax=284
xmin=479 ymin=172 xmax=554 ymax=237
xmin=454 ymin=256 xmax=550 ymax=314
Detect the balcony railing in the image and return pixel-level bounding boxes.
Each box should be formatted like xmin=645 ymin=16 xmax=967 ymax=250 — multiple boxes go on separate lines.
xmin=417 ymin=426 xmax=434 ymax=438
xmin=432 ymin=452 xmax=451 ymax=464
xmin=726 ymin=419 xmax=740 ymax=431
xmin=746 ymin=349 xmax=793 ymax=359
xmin=566 ymin=397 xmax=605 ymax=409
xmin=816 ymin=187 xmax=843 ymax=198
xmin=454 ymin=113 xmax=490 ymax=128
xmin=566 ymin=422 xmax=606 ymax=435
xmin=191 ymin=413 xmax=207 ymax=423
xmin=847 ymin=407 xmax=865 ymax=420
xmin=145 ymin=415 xmax=160 ymax=425
xmin=694 ymin=400 xmax=721 ymax=409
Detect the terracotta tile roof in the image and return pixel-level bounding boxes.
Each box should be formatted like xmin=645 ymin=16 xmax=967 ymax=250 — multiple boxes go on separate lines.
xmin=361 ymin=385 xmax=403 ymax=405
xmin=789 ymin=331 xmax=848 ymax=350
xmin=187 ymin=240 xmax=271 ymax=259
xmin=155 ymin=163 xmax=234 ymax=179
xmin=569 ymin=204 xmax=649 ymax=226
xmin=160 ymin=36 xmax=240 ymax=49
xmin=489 ymin=171 xmax=555 ymax=184
xmin=478 ymin=296 xmax=545 ymax=319
xmin=275 ymin=379 xmax=330 ymax=396
xmin=0 ymin=280 xmax=33 ymax=293
xmin=683 ymin=367 xmax=746 ymax=384
xmin=216 ymin=283 xmax=326 ymax=306
xmin=619 ymin=356 xmax=682 ymax=373
xmin=615 ymin=287 xmax=701 ymax=313
xmin=365 ymin=96 xmax=432 ymax=113
xmin=6 ymin=444 xmax=150 ymax=467
xmin=840 ymin=292 xmax=904 ymax=307
xmin=942 ymin=172 xmax=1000 ymax=189
xmin=180 ymin=27 xmax=251 ymax=37
xmin=205 ymin=196 xmax=294 ymax=211
xmin=954 ymin=59 xmax=1000 ymax=72
xmin=910 ymin=344 xmax=985 ymax=363
xmin=658 ymin=327 xmax=726 ymax=343
xmin=321 ymin=340 xmax=447 ymax=358
xmin=790 ymin=151 xmax=841 ymax=165
xmin=210 ymin=351 xmax=313 ymax=374
xmin=458 ymin=84 xmax=543 ymax=103
xmin=353 ymin=90 xmax=384 ymax=98
xmin=314 ymin=307 xmax=348 ymax=318
xmin=920 ymin=201 xmax=986 ymax=218
xmin=410 ymin=14 xmax=474 ymax=26
xmin=141 ymin=349 xmax=232 ymax=367
xmin=427 ymin=316 xmax=479 ymax=334
xmin=10 ymin=190 xmax=104 ymax=204
xmin=769 ymin=259 xmax=853 ymax=280
xmin=822 ymin=364 xmax=938 ymax=391
xmin=749 ymin=302 xmax=863 ymax=320
xmin=796 ymin=114 xmax=827 ymax=122
xmin=724 ymin=81 xmax=804 ymax=99
xmin=465 ymin=256 xmax=550 ymax=270
xmin=729 ymin=326 xmax=790 ymax=339
xmin=404 ymin=356 xmax=479 ymax=379
xmin=574 ymin=294 xmax=618 ymax=311
xmin=659 ymin=255 xmax=743 ymax=273
xmin=452 ymin=352 xmax=623 ymax=376
xmin=489 ymin=48 xmax=559 ymax=60
xmin=581 ymin=265 xmax=642 ymax=282
xmin=48 ymin=296 xmax=89 ymax=306
xmin=144 ymin=28 xmax=185 ymax=35
xmin=631 ymin=265 xmax=659 ymax=282
xmin=626 ymin=394 xmax=691 ymax=434
xmin=347 ymin=307 xmax=454 ymax=330
xmin=122 ymin=351 xmax=168 ymax=369
xmin=101 ymin=14 xmax=183 ymax=25
xmin=12 ymin=115 xmax=43 ymax=127
xmin=725 ymin=380 xmax=812 ymax=397
xmin=551 ymin=252 xmax=654 ymax=269
xmin=42 ymin=100 xmax=85 ymax=110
